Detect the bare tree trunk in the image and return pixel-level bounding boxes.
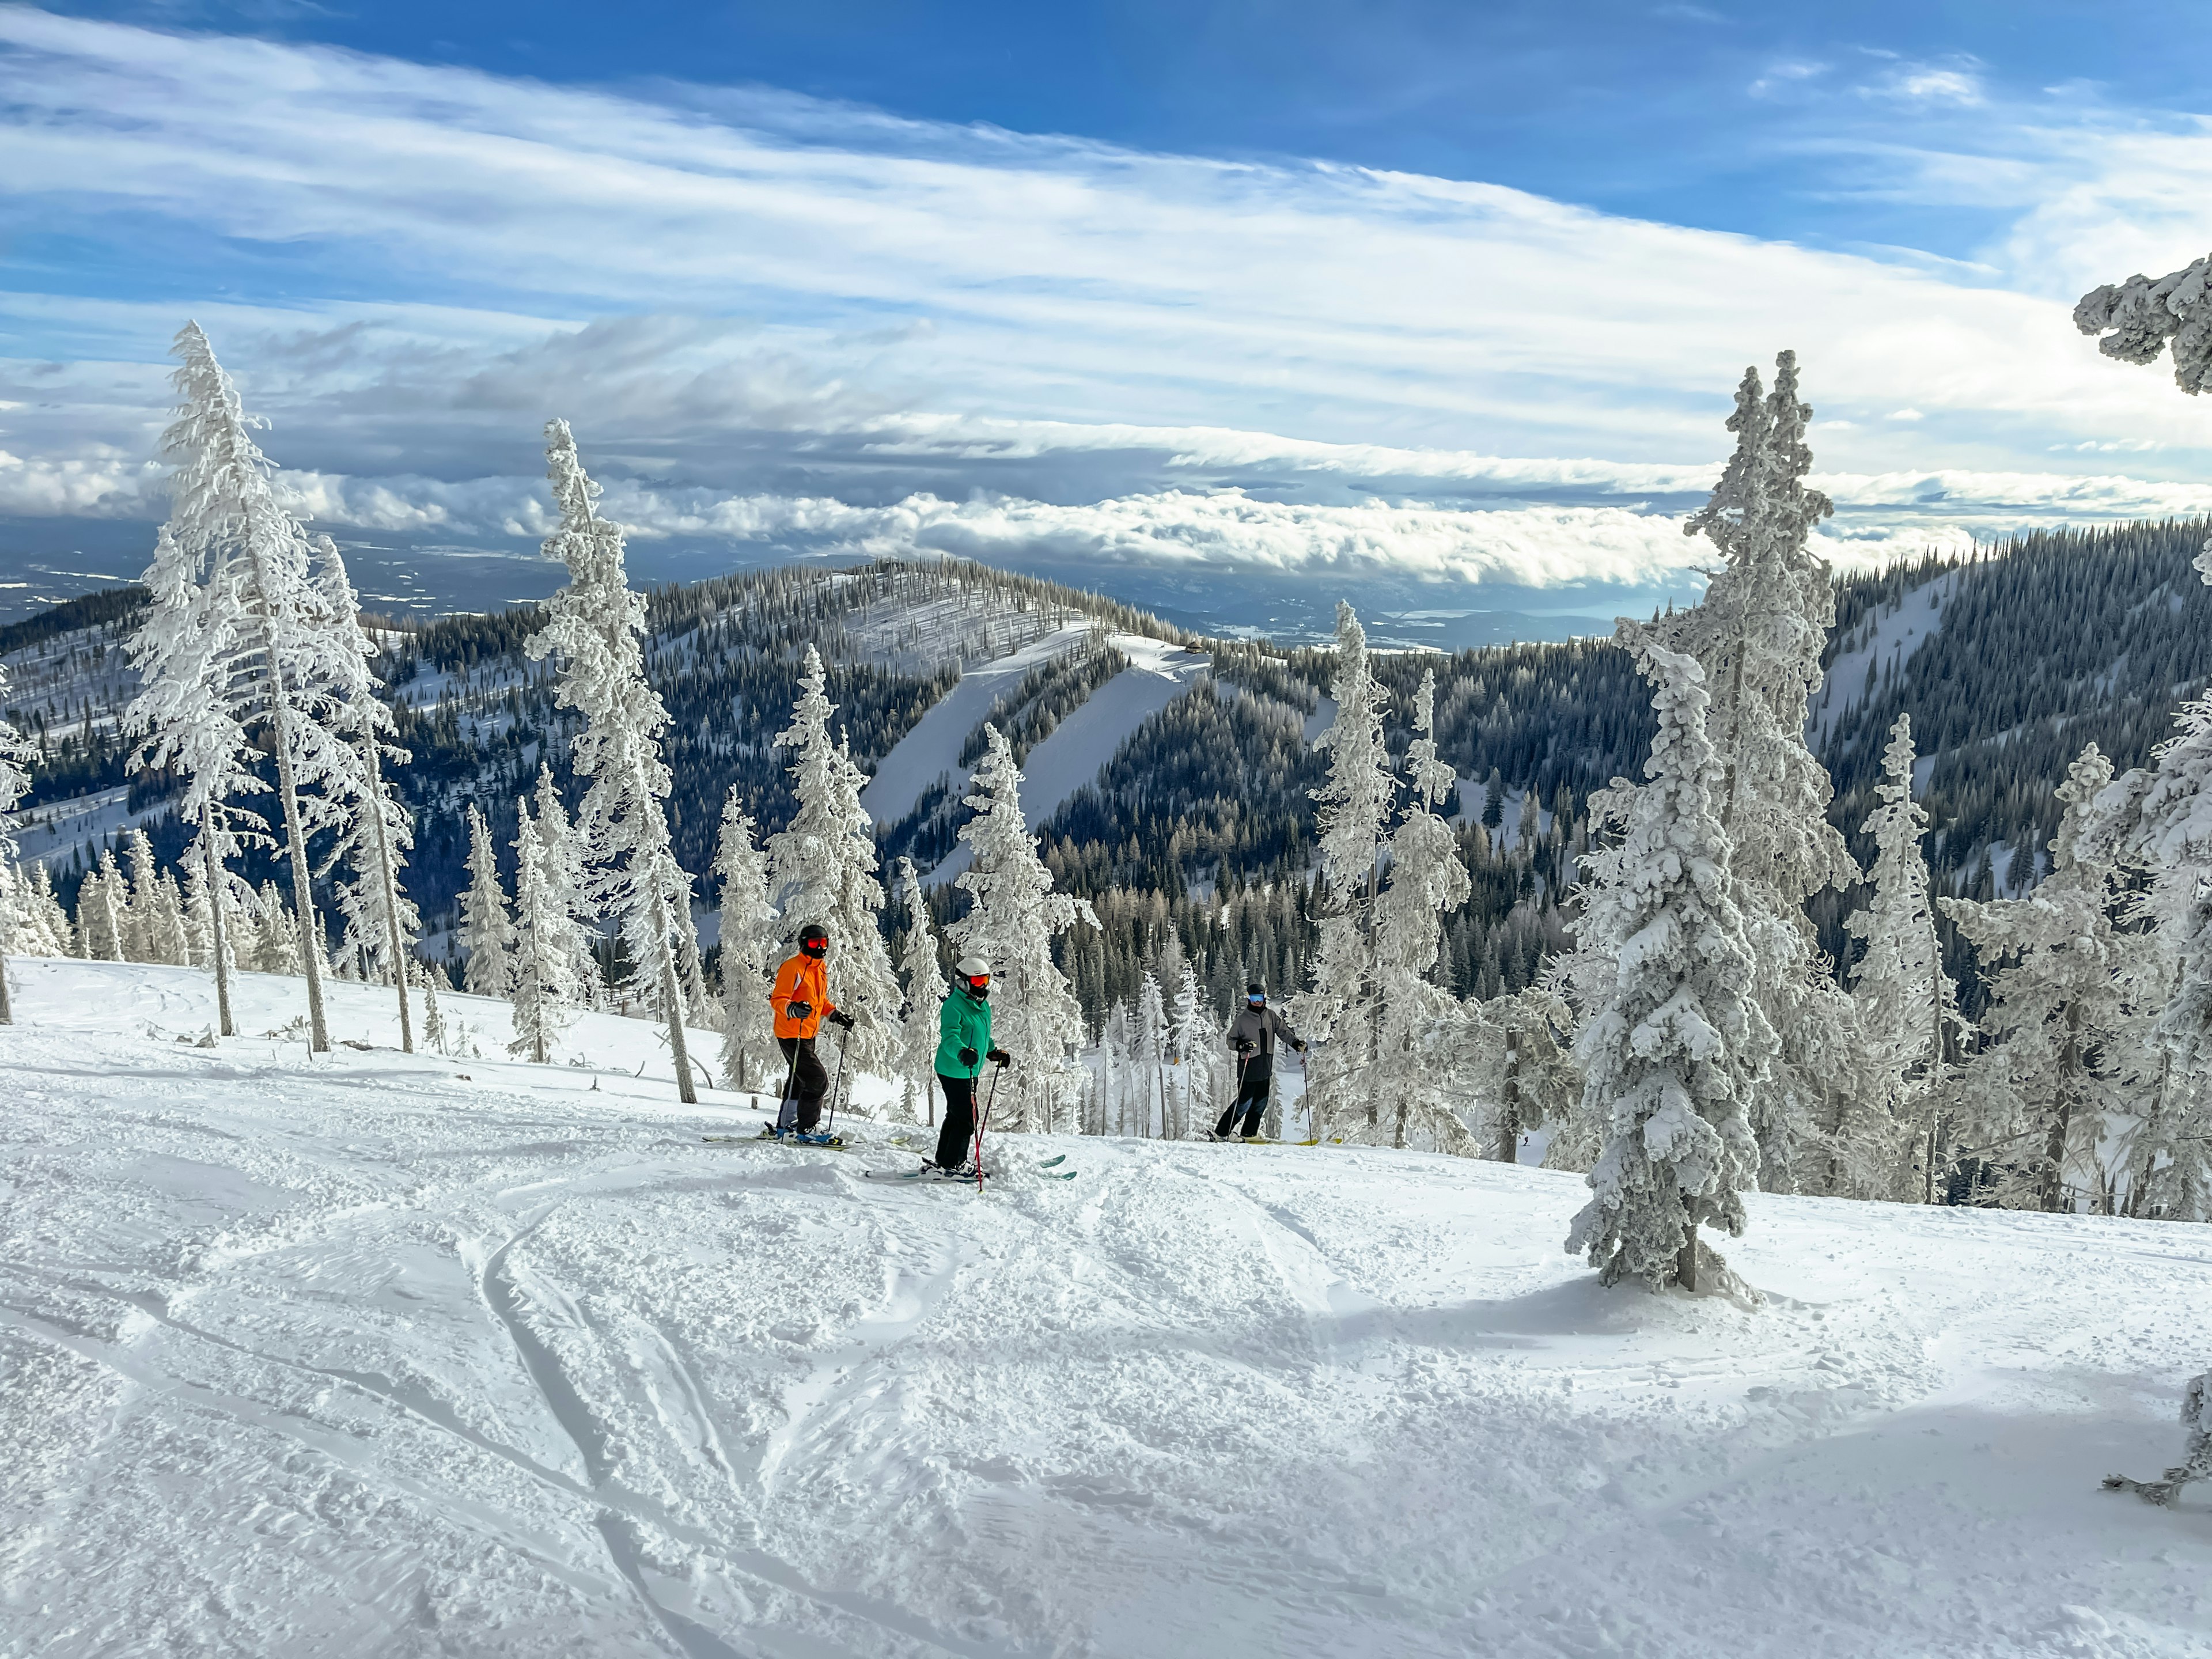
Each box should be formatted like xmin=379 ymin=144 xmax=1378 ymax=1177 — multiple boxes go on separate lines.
xmin=359 ymin=739 xmax=412 ymax=1054
xmin=652 ymin=888 xmax=698 ymax=1105
xmin=1497 ymin=1027 xmax=1521 ymax=1162
xmin=2045 ymin=1006 xmax=2081 ymax=1212
xmin=1676 ymin=1225 xmax=1699 ymax=1294
xmin=202 ymin=804 xmax=235 ymax=1037
xmin=0 ymin=947 xmax=13 ymax=1025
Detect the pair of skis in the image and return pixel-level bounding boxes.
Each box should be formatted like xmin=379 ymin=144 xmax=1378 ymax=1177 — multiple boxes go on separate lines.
xmin=700 ymin=1124 xmax=846 ymax=1149
xmin=862 ymin=1153 xmax=1074 ymax=1184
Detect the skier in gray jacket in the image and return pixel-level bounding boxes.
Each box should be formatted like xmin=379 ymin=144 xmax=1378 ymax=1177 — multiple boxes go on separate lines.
xmin=1214 ymin=983 xmax=1305 ymax=1140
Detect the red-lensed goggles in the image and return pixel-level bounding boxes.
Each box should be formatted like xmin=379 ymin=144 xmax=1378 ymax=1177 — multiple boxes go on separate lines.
xmin=967 ymin=973 xmax=991 ymax=987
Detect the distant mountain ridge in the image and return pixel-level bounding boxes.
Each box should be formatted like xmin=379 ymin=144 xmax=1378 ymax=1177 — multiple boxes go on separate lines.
xmin=8 ymin=523 xmax=2212 ymax=1020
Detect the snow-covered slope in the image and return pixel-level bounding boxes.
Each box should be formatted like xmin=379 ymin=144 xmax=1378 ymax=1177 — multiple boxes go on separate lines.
xmin=858 ymin=623 xmax=1093 ymax=826
xmin=6 ymin=960 xmax=2211 ymax=1658
xmin=927 ymin=634 xmax=1210 ymax=884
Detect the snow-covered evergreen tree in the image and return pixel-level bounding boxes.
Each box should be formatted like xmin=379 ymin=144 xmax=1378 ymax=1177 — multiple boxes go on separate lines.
xmin=533 ymin=765 xmax=604 ymax=1010
xmin=1654 ymin=353 xmax=1861 ymax=1192
xmin=1455 ymin=975 xmax=1579 ymax=1165
xmin=764 ymin=645 xmax=902 ymax=1074
xmin=312 ymin=535 xmax=416 ymax=1051
xmin=1289 ymin=602 xmax=1397 ymax=1144
xmin=1566 ymin=628 xmax=1774 ymax=1293
xmin=1135 ymin=969 xmax=1169 ymax=1138
xmin=0 ymin=641 xmax=28 ymax=1019
xmin=1843 ymin=714 xmax=1960 ymax=1200
xmin=1170 ymin=962 xmax=1218 ymax=1145
xmin=507 ymin=800 xmax=578 ymax=1064
xmin=80 ymin=853 xmax=126 ymax=963
xmin=524 ymin=420 xmax=701 ymax=1104
xmin=124 ymin=518 xmax=267 ymax=1035
xmin=120 ymin=829 xmax=160 ymax=963
xmin=6 ymin=862 xmax=71 ymax=961
xmin=414 ymin=957 xmax=451 ymax=1057
xmin=1103 ymin=1001 xmax=1136 ymax=1137
xmin=1374 ymin=670 xmax=1476 ymax=1153
xmin=147 ymin=870 xmax=190 ymax=969
xmin=711 ymin=787 xmax=781 ymax=1094
xmin=1945 ymin=745 xmax=2137 ymax=1212
xmin=253 ymin=880 xmax=301 ymax=976
xmin=947 ymin=725 xmax=1099 ymax=1132
xmin=457 ymin=803 xmax=515 ymax=998
xmin=893 ymin=856 xmax=947 ymax=1126
xmin=155 ymin=323 xmax=369 ymax=1052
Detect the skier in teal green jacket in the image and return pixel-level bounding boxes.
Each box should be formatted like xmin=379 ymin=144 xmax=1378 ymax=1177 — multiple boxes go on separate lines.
xmin=933 ymin=955 xmax=1012 ymax=1173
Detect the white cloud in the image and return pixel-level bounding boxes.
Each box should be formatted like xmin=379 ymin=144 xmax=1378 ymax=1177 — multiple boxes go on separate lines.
xmin=0 ymin=10 xmax=2210 ymax=592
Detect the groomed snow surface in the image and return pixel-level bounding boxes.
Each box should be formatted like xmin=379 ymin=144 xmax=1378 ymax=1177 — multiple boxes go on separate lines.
xmin=6 ymin=961 xmax=2211 ymax=1658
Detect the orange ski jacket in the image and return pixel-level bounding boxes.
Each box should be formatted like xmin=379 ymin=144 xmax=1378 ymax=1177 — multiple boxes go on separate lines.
xmin=770 ymin=954 xmax=836 ymax=1040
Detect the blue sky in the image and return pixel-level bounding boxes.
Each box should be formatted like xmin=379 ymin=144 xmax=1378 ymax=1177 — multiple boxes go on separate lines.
xmin=3 ymin=1 xmax=2212 ymax=624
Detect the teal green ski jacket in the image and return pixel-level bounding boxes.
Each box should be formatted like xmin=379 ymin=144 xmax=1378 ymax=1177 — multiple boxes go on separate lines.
xmin=934 ymin=985 xmax=993 ymax=1079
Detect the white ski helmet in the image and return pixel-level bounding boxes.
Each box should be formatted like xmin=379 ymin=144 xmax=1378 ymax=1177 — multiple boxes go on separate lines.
xmin=955 ymin=955 xmax=991 ymax=979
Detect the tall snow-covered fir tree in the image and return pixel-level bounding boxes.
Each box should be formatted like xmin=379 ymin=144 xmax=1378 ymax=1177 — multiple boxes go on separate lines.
xmin=79 ymin=854 xmax=126 ymax=964
xmin=1566 ymin=627 xmax=1774 ymax=1294
xmin=154 ymin=322 xmax=379 ymax=1053
xmin=1842 ymin=714 xmax=1960 ymax=1201
xmin=764 ymin=645 xmax=902 ymax=1074
xmin=311 ymin=535 xmax=417 ymax=1051
xmin=0 ymin=654 xmax=30 ymax=1022
xmin=2077 ymin=543 xmax=2212 ymax=1221
xmin=1654 ymin=353 xmax=1861 ymax=1192
xmin=1171 ymin=961 xmax=1219 ymax=1144
xmin=893 ymin=857 xmax=947 ymax=1126
xmin=947 ymin=725 xmax=1099 ymax=1133
xmin=711 ymin=787 xmax=780 ymax=1094
xmin=532 ymin=765 xmax=605 ymax=1012
xmin=1135 ymin=969 xmax=1169 ymax=1138
xmin=1288 ymin=602 xmax=1397 ymax=1145
xmin=507 ymin=799 xmax=578 ymax=1065
xmin=124 ymin=515 xmax=274 ymax=1037
xmin=1943 ymin=745 xmax=2135 ymax=1213
xmin=523 ymin=421 xmax=702 ymax=1102
xmin=1374 ymin=669 xmax=1476 ymax=1153
xmin=457 ymin=804 xmax=515 ymax=998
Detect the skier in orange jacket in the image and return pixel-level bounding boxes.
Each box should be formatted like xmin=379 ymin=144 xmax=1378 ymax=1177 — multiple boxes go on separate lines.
xmin=769 ymin=923 xmax=853 ymax=1134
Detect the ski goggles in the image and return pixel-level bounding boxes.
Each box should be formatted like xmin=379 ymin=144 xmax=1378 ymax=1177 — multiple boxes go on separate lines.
xmin=968 ymin=974 xmax=991 ymax=988
xmin=1246 ymin=994 xmax=1266 ymax=1004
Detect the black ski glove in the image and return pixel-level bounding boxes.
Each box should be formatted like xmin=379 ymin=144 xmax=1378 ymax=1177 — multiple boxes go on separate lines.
xmin=1234 ymin=1039 xmax=1255 ymax=1055
xmin=786 ymin=1000 xmax=812 ymax=1021
xmin=959 ymin=1045 xmax=979 ymax=1069
xmin=987 ymin=1047 xmax=1013 ymax=1067
xmin=827 ymin=1009 xmax=855 ymax=1030
xmin=1292 ymin=1040 xmax=1308 ymax=1054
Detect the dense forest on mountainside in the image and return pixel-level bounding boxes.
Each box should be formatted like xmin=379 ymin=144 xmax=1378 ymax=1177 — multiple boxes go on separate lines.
xmin=12 ymin=521 xmax=2212 ymax=1027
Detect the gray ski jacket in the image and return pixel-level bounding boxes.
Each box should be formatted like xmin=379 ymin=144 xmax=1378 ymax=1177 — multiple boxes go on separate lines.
xmin=1226 ymin=1005 xmax=1302 ymax=1061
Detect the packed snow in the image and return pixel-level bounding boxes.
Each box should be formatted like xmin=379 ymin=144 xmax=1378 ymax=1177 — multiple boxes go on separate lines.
xmin=6 ymin=959 xmax=2210 ymax=1658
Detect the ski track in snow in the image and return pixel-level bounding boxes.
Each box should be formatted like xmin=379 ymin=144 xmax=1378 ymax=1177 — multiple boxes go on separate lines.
xmin=5 ymin=960 xmax=2212 ymax=1657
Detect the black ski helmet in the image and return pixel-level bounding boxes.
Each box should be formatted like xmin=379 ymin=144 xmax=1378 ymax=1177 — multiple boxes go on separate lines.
xmin=1246 ymin=982 xmax=1266 ymax=1003
xmin=799 ymin=923 xmax=828 ymax=957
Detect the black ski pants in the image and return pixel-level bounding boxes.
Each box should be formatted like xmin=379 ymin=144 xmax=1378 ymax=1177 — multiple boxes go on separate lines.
xmin=934 ymin=1072 xmax=978 ymax=1169
xmin=1215 ymin=1055 xmax=1272 ymax=1139
xmin=777 ymin=1035 xmax=830 ymax=1132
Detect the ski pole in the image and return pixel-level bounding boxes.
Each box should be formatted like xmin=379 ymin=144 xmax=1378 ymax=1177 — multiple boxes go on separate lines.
xmin=824 ymin=1022 xmax=853 ymax=1139
xmin=973 ymin=1059 xmax=1003 ymax=1192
